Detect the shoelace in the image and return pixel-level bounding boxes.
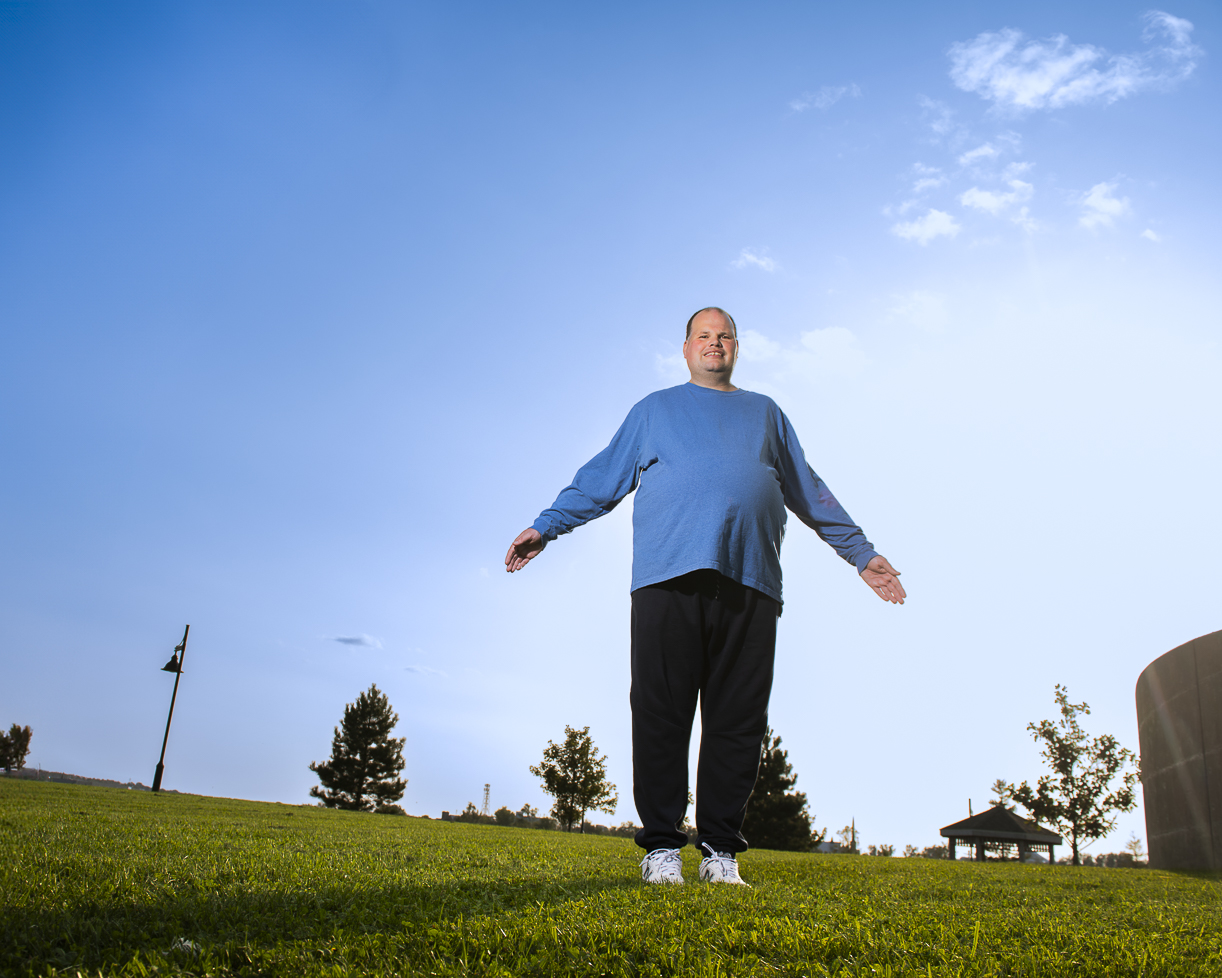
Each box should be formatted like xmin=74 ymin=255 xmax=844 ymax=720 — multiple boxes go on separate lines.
xmin=700 ymin=844 xmax=742 ymax=881
xmin=642 ymin=849 xmax=683 ymax=876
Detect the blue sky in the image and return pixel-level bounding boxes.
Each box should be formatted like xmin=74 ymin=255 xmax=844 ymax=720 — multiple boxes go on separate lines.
xmin=2 ymin=0 xmax=1219 ymax=854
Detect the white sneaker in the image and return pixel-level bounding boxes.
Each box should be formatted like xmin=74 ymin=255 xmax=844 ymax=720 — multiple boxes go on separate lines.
xmin=640 ymin=847 xmax=685 ymax=884
xmin=698 ymin=846 xmax=750 ymax=886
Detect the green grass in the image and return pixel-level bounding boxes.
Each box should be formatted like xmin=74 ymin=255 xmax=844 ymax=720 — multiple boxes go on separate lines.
xmin=2 ymin=779 xmax=1219 ymax=977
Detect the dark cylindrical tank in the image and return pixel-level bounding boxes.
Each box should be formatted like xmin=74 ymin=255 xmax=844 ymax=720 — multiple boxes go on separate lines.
xmin=1135 ymin=630 xmax=1222 ymax=870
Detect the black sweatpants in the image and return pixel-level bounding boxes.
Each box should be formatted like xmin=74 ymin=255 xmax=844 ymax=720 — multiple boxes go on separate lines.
xmin=630 ymin=569 xmax=779 ymax=855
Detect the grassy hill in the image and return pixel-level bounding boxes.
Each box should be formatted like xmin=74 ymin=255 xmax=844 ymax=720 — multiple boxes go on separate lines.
xmin=2 ymin=778 xmax=1219 ymax=977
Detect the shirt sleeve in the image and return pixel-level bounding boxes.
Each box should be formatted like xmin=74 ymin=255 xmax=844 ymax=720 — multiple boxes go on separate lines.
xmin=531 ymin=400 xmax=650 ymax=542
xmin=776 ymin=409 xmax=879 ymax=573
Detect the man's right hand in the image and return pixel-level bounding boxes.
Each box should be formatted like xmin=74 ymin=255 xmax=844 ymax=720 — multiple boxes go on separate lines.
xmin=505 ymin=527 xmax=545 ymax=573
xmin=860 ymin=555 xmax=905 ymax=604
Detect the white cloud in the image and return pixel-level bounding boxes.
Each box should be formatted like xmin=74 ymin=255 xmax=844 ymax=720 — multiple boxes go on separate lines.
xmin=791 ymin=83 xmax=861 ymax=112
xmin=334 ymin=634 xmax=382 ymax=648
xmin=1002 ymin=161 xmax=1033 ymax=179
xmin=949 ymin=12 xmax=1200 ymax=112
xmin=737 ymin=328 xmax=781 ymax=362
xmin=960 ymin=179 xmax=1034 ymax=215
xmin=731 ymin=248 xmax=778 ymax=272
xmin=884 ymin=198 xmax=924 ymax=217
xmin=655 ymin=351 xmax=689 ymax=384
xmin=1079 ymin=182 xmax=1131 ymax=228
xmin=891 ymin=209 xmax=961 ymax=245
xmin=958 ymin=143 xmax=1000 ymax=166
xmin=1141 ymin=228 xmax=1162 ymax=242
xmin=1011 ymin=207 xmax=1038 ymax=233
xmin=910 ymin=164 xmax=946 ymax=193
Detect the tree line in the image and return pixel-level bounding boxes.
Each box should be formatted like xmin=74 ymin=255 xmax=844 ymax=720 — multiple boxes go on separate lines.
xmin=305 ymin=683 xmax=829 ymax=849
xmin=307 ymin=682 xmax=1140 ymax=864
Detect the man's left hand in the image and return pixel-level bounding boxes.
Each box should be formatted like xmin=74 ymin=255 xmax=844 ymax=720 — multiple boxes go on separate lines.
xmin=861 ymin=556 xmax=905 ymax=604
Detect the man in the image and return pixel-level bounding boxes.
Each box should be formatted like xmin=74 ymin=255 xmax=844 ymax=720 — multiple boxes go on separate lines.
xmin=505 ymin=307 xmax=904 ymax=886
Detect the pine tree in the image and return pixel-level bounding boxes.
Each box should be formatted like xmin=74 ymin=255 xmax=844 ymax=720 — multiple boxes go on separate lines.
xmin=529 ymin=725 xmax=618 ymax=832
xmin=742 ymin=727 xmax=819 ymax=851
xmin=309 ymin=684 xmax=406 ymax=811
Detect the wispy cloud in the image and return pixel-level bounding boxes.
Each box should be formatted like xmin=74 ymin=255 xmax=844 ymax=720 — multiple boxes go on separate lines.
xmin=888 ymin=291 xmax=948 ymax=333
xmin=958 ymin=143 xmax=1000 ymax=167
xmin=949 ymin=11 xmax=1201 ymax=112
xmin=731 ymin=248 xmax=778 ymax=272
xmin=1079 ymin=182 xmax=1131 ymax=228
xmin=790 ymin=83 xmax=861 ymax=112
xmin=918 ymin=96 xmax=955 ymax=136
xmin=799 ymin=327 xmax=867 ymax=377
xmin=891 ymin=209 xmax=961 ymax=245
xmin=405 ymin=664 xmax=447 ymax=677
xmin=960 ymin=179 xmax=1034 ymax=215
xmin=655 ymin=350 xmax=689 ymax=384
xmin=910 ymin=164 xmax=946 ymax=193
xmin=334 ymin=634 xmax=382 ymax=648
xmin=1141 ymin=228 xmax=1162 ymax=242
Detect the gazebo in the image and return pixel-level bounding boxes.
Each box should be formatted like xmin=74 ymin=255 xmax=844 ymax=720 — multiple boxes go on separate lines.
xmin=940 ymin=804 xmax=1062 ymax=862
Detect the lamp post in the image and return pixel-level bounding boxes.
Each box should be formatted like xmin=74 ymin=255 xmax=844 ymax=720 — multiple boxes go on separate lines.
xmin=152 ymin=624 xmax=189 ymax=793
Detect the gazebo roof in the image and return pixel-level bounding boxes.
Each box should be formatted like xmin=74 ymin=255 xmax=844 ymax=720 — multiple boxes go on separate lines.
xmin=940 ymin=804 xmax=1062 ymax=845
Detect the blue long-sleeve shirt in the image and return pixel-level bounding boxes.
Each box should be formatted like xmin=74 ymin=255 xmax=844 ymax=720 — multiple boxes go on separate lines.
xmin=531 ymin=383 xmax=877 ymax=604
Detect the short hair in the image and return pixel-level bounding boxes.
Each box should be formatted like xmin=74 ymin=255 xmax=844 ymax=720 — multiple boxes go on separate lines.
xmin=685 ymin=307 xmax=737 ymax=339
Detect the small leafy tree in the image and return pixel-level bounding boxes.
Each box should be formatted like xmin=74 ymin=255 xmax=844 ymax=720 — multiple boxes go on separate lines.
xmin=309 ymin=684 xmax=406 ymax=811
xmin=1009 ymin=684 xmax=1138 ymax=866
xmin=1125 ymin=833 xmax=1146 ymax=862
xmin=742 ymin=727 xmax=817 ymax=851
xmin=457 ymin=801 xmax=485 ymax=823
xmin=529 ymin=725 xmax=617 ymax=832
xmin=0 ymin=724 xmax=32 ymax=773
xmin=988 ymin=777 xmax=1015 ymax=809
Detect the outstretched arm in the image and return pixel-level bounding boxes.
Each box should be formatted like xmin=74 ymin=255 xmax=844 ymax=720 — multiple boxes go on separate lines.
xmin=507 ymin=400 xmax=651 ymax=575
xmin=505 ymin=527 xmax=545 ymax=573
xmin=861 ymin=555 xmax=905 ymax=604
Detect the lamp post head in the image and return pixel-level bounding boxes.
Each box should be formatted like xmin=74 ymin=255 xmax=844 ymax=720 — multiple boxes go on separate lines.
xmin=161 ymin=654 xmax=181 ymax=673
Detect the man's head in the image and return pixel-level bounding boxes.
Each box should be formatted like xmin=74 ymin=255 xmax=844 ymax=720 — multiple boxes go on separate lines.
xmin=685 ymin=306 xmax=737 ymax=340
xmin=682 ymin=307 xmax=738 ymax=389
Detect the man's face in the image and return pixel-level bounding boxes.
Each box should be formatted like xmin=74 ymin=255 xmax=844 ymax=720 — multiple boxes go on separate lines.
xmin=683 ymin=311 xmax=738 ymax=381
